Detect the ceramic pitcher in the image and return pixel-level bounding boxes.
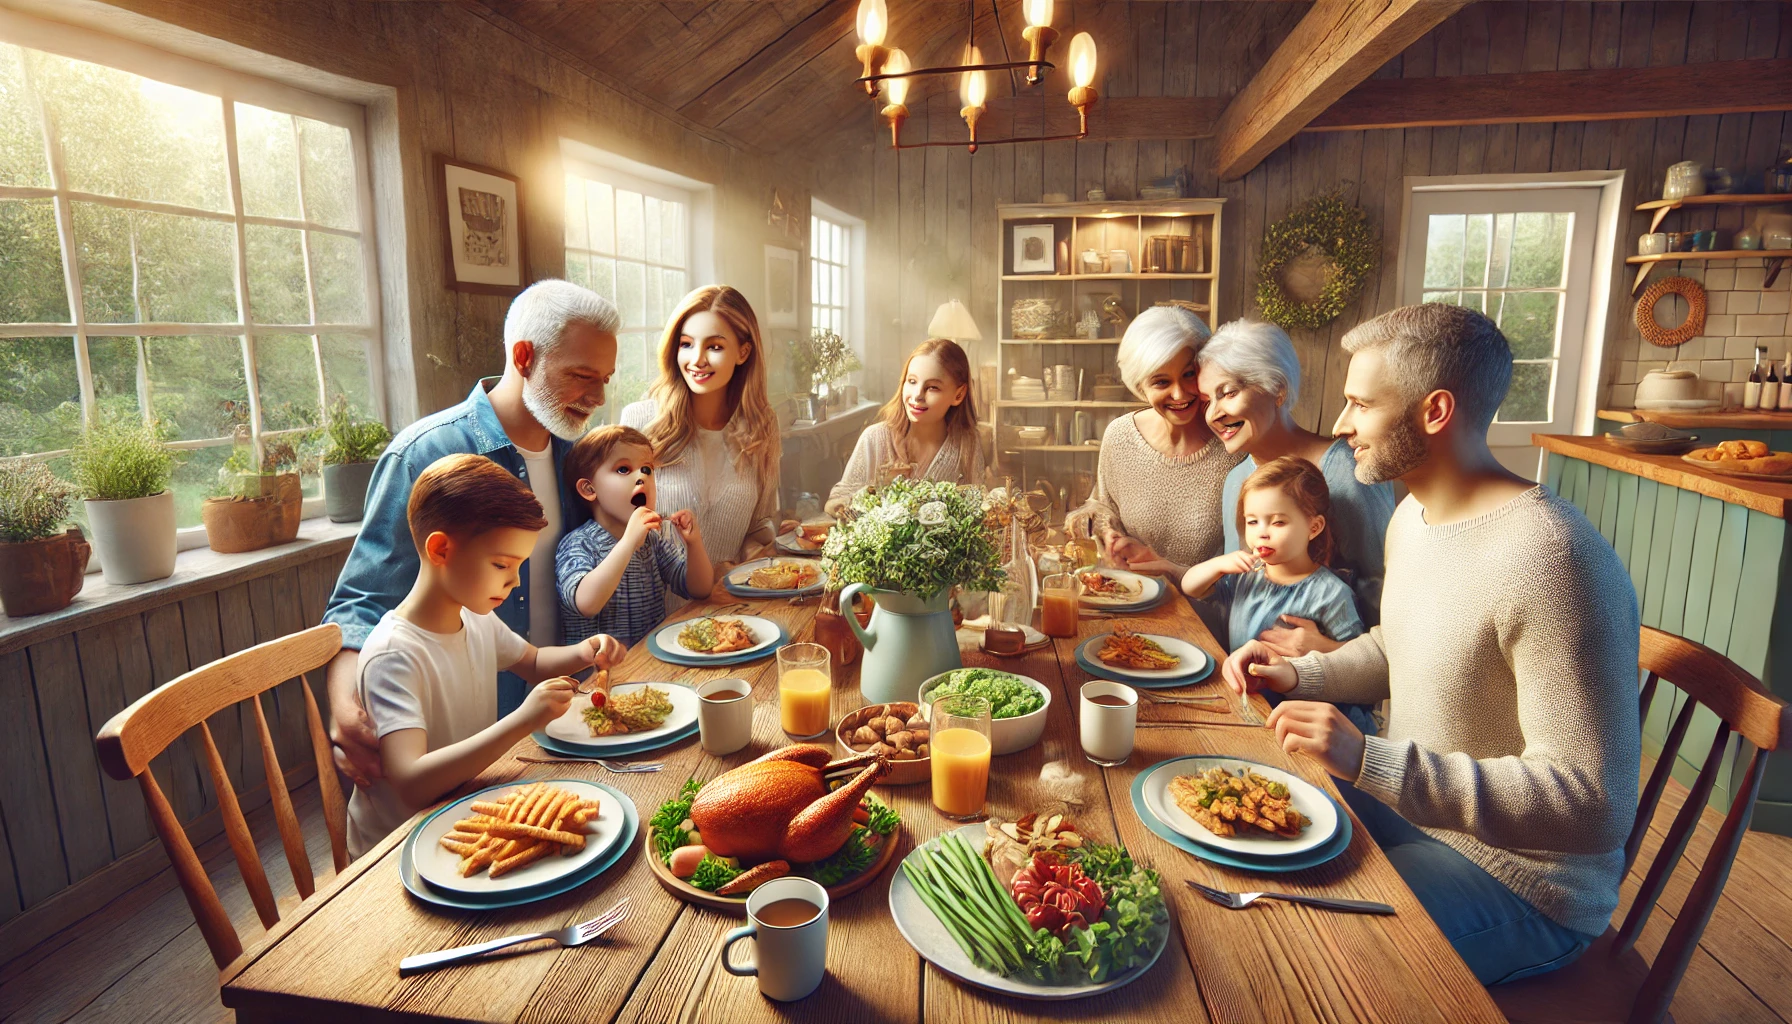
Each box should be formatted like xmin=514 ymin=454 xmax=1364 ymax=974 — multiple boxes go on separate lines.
xmin=840 ymin=583 xmax=961 ymax=704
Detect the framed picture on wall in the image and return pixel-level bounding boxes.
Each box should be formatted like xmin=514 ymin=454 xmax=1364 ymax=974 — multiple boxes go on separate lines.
xmin=765 ymin=244 xmax=800 ymax=327
xmin=1010 ymin=222 xmax=1057 ymax=274
xmin=436 ymin=155 xmax=527 ymax=294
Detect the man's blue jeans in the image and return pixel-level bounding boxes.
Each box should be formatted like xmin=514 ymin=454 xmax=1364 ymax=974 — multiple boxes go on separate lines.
xmin=1336 ymin=779 xmax=1599 ymax=985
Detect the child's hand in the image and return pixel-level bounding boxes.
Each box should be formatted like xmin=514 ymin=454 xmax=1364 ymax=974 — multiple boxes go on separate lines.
xmin=666 ymin=509 xmax=701 ymax=543
xmin=1221 ymin=639 xmax=1298 ymax=698
xmin=1213 ymin=550 xmax=1262 ymax=576
xmin=581 ymin=633 xmax=627 ymax=669
xmin=621 ymin=505 xmax=664 ymax=548
xmin=521 ymin=676 xmax=578 ymax=728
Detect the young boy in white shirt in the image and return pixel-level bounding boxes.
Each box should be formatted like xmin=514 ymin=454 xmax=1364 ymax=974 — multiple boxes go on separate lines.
xmin=346 ymin=453 xmax=627 ymax=857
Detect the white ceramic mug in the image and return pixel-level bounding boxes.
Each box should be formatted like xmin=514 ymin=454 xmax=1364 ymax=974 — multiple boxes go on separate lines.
xmin=721 ymin=876 xmax=830 ymax=1001
xmin=697 ymin=678 xmax=754 ymax=756
xmin=1080 ymin=680 xmax=1138 ymax=766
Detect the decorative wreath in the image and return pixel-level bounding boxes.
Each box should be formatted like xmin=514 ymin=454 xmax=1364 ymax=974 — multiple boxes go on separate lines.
xmin=1255 ymin=191 xmax=1380 ymax=331
xmin=1635 ymin=276 xmax=1706 ymax=348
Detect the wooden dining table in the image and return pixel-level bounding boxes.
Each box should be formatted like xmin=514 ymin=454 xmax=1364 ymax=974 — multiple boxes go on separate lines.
xmin=220 ymin=580 xmax=1507 ymax=1023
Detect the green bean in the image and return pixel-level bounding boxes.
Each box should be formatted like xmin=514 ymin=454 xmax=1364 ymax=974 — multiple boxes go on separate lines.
xmin=909 ymin=851 xmax=1015 ymax=971
xmin=903 ymin=859 xmax=1001 ymax=971
xmin=919 ymin=848 xmax=1025 ymax=970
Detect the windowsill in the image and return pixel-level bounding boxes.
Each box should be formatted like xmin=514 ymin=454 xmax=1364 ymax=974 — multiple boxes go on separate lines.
xmin=0 ymin=518 xmax=359 ymax=656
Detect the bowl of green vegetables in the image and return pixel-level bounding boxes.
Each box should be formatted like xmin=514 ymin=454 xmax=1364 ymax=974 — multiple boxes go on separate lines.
xmin=918 ymin=667 xmax=1051 ymax=755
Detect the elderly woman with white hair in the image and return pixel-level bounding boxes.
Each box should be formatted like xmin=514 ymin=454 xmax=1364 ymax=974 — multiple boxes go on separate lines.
xmin=1200 ymin=319 xmax=1398 ymax=654
xmin=1079 ymin=305 xmax=1244 ymax=588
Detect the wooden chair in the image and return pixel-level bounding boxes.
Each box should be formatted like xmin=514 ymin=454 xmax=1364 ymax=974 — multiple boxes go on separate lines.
xmin=95 ymin=623 xmax=349 ymax=972
xmin=1492 ymin=625 xmax=1790 ymax=1024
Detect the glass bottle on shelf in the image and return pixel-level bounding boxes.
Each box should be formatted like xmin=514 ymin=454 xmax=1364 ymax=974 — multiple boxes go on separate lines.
xmin=1779 ymin=354 xmax=1792 ymax=410
xmin=1765 ymin=354 xmax=1782 ymax=412
xmin=1744 ymin=348 xmax=1764 ymax=409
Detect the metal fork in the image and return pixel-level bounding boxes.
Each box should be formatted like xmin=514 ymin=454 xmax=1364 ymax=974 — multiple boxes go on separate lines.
xmin=1186 ymin=880 xmax=1392 ymax=915
xmin=1234 ymin=693 xmax=1266 ymax=726
xmin=399 ymin=897 xmax=632 ymax=975
xmin=1142 ymin=692 xmax=1231 ymax=708
xmin=517 ymin=755 xmax=663 ymax=773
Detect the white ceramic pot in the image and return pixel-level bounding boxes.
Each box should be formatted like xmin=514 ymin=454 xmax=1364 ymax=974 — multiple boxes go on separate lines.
xmin=85 ymin=490 xmax=177 ymax=584
xmin=1635 ymin=370 xmax=1701 ymax=404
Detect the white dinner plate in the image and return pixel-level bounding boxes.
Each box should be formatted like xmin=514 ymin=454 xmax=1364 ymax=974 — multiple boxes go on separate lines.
xmin=652 ymin=614 xmax=781 ymax=659
xmin=725 ymin=557 xmax=824 ymax=593
xmin=1139 ymin=756 xmax=1339 ymax=857
xmin=1077 ymin=568 xmax=1163 ymax=607
xmin=542 ymin=681 xmax=701 ymax=749
xmin=414 ymin=779 xmax=628 ymax=895
xmin=1079 ymin=632 xmax=1210 ymax=681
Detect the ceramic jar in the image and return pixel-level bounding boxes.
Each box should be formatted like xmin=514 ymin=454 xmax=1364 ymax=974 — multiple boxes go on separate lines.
xmin=1663 ymin=161 xmax=1707 ymax=200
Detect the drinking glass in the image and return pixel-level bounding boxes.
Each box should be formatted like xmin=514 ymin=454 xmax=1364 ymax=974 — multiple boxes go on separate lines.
xmin=777 ymin=643 xmax=832 ymax=739
xmin=1040 ymin=571 xmax=1081 ymax=638
xmin=930 ymin=694 xmax=992 ymax=820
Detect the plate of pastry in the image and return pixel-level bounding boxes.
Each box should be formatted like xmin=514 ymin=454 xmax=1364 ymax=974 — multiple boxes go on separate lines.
xmin=1682 ymin=440 xmax=1792 ymax=479
xmin=1075 ymin=568 xmax=1164 ymax=609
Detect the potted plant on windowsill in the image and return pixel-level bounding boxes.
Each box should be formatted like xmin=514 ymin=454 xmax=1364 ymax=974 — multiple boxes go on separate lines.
xmin=69 ymin=419 xmax=178 ymax=585
xmin=0 ymin=460 xmax=90 ymax=617
xmin=790 ymin=328 xmax=863 ymax=417
xmin=318 ymin=395 xmax=390 ymax=523
xmin=201 ymin=430 xmax=302 ymax=553
xmin=823 ymin=478 xmax=1004 ymax=703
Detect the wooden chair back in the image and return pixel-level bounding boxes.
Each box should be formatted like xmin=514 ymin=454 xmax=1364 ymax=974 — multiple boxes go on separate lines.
xmin=1498 ymin=625 xmax=1787 ymax=1024
xmin=94 ymin=623 xmax=348 ymax=971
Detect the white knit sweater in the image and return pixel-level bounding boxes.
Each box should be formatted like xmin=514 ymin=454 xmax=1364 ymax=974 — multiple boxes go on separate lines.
xmin=1289 ymin=487 xmax=1640 ymax=937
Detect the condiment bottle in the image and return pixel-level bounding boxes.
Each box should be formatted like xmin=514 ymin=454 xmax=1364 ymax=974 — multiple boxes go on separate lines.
xmin=1744 ymin=347 xmax=1764 ymax=409
xmin=1779 ymin=354 xmax=1792 ymax=410
xmin=1765 ymin=354 xmax=1783 ymax=411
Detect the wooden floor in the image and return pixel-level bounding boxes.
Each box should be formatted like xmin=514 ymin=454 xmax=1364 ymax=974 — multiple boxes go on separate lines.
xmin=2 ymin=769 xmax=1789 ymax=1024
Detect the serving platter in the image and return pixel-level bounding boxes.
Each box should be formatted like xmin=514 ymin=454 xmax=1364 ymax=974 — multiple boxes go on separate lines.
xmin=541 ymin=682 xmax=701 ymax=751
xmin=1073 ymin=633 xmax=1213 ymax=687
xmin=1138 ymin=756 xmax=1338 ymax=857
xmin=1681 ymin=451 xmax=1792 ymax=480
xmin=642 ymin=824 xmax=900 ymax=914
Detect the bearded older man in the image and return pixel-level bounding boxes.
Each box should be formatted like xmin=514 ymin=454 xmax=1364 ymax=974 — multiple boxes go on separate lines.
xmin=324 ymin=279 xmax=619 ymax=786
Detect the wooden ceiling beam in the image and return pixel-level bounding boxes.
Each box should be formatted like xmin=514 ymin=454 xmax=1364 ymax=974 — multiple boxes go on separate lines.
xmin=678 ymin=0 xmax=859 ymax=127
xmin=1212 ymin=0 xmax=1470 ymax=181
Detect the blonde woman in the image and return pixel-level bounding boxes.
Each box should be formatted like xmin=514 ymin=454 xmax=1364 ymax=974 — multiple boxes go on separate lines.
xmin=825 ymin=338 xmax=984 ymax=516
xmin=620 ymin=285 xmax=782 ymax=568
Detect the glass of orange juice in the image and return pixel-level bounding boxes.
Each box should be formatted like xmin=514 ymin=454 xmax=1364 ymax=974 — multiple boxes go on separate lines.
xmin=1040 ymin=572 xmax=1081 ymax=638
xmin=930 ymin=694 xmax=992 ymax=820
xmin=777 ymin=642 xmax=832 ymax=739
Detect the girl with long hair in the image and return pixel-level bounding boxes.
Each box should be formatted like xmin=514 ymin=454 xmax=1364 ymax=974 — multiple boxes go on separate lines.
xmin=620 ymin=285 xmax=782 ymax=567
xmin=825 ymin=338 xmax=984 ymax=516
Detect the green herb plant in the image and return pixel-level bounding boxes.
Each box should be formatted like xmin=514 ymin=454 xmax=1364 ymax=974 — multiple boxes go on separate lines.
xmin=790 ymin=328 xmax=862 ymax=394
xmin=320 ymin=394 xmax=391 ymax=465
xmin=0 ymin=460 xmax=74 ymax=543
xmin=68 ymin=419 xmax=176 ymax=501
xmin=824 ymin=478 xmax=1004 ymax=599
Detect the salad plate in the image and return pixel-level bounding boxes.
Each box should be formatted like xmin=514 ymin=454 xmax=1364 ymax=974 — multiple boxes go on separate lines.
xmin=541 ymin=682 xmax=700 ymax=750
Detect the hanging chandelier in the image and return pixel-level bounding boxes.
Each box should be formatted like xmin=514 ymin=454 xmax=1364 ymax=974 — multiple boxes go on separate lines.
xmin=852 ymin=0 xmax=1098 ymax=153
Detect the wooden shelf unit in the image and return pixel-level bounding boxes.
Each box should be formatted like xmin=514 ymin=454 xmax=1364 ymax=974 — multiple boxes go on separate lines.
xmin=994 ymin=198 xmax=1225 ymax=503
xmin=1636 ymin=194 xmax=1792 ymax=233
xmin=1629 ymin=192 xmax=1792 ymax=294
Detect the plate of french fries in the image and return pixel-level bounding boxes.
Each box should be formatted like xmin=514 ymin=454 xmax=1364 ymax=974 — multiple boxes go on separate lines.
xmin=414 ymin=780 xmax=627 ymax=894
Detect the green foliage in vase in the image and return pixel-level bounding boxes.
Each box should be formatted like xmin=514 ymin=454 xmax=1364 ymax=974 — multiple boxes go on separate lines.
xmin=0 ymin=459 xmax=74 ymax=543
xmin=67 ymin=418 xmax=176 ymax=501
xmin=320 ymin=394 xmax=391 ymax=465
xmin=790 ymin=329 xmax=862 ymax=392
xmin=822 ymin=478 xmax=1004 ymax=598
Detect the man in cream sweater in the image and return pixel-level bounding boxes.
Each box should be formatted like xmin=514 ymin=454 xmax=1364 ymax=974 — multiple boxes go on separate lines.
xmin=1224 ymin=303 xmax=1639 ymax=985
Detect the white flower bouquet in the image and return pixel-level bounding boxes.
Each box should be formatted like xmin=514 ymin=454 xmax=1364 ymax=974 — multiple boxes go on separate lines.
xmin=822 ymin=478 xmax=1005 ymax=598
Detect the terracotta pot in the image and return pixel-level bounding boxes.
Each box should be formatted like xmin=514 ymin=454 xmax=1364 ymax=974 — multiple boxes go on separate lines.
xmin=202 ymin=474 xmax=302 ymax=553
xmin=0 ymin=528 xmax=90 ymax=617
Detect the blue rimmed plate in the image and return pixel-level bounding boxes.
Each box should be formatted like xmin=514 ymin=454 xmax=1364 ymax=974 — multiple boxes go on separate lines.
xmin=646 ymin=616 xmax=788 ymax=668
xmin=399 ymin=779 xmax=639 ymax=910
xmin=1129 ymin=758 xmax=1352 ymax=873
xmin=531 ymin=720 xmax=697 ymax=759
xmin=1074 ymin=634 xmax=1215 ymax=689
xmin=721 ymin=557 xmax=825 ymax=598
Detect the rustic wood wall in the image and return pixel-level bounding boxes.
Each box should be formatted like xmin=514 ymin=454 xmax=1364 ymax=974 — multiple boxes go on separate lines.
xmin=850 ymin=1 xmax=1792 ymax=433
xmin=0 ymin=547 xmax=347 ymax=954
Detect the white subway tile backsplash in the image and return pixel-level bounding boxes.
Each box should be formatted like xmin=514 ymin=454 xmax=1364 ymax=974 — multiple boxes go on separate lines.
xmin=1706 ymin=291 xmax=1728 ymax=315
xmin=1616 ymin=360 xmax=1638 ymax=385
xmin=1705 ymin=268 xmax=1736 ymax=291
xmin=1701 ymin=359 xmax=1733 ymax=381
xmin=1704 ymin=313 xmax=1736 ymax=336
xmin=1735 ymin=267 xmax=1767 ymax=290
xmin=1760 ymin=290 xmax=1790 ymax=315
xmin=1723 ymin=336 xmax=1758 ymax=360
xmin=1723 ymin=382 xmax=1745 ymax=408
xmin=1608 ymin=384 xmax=1636 ymax=408
xmin=1727 ymin=291 xmax=1760 ymax=315
xmin=1738 ymin=314 xmax=1787 ymax=336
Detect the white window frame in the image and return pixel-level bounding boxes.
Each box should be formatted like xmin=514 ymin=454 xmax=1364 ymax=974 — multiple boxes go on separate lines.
xmin=0 ymin=7 xmax=384 ymax=545
xmin=810 ymin=198 xmax=866 ymax=380
xmin=560 ymin=138 xmax=714 ymax=420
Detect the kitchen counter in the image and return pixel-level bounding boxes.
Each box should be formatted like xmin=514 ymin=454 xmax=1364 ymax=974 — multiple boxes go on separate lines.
xmin=1536 ymin=434 xmax=1792 ymax=517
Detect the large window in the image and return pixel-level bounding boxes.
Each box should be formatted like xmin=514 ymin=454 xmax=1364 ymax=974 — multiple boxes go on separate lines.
xmin=0 ymin=25 xmax=380 ymax=528
xmin=563 ymin=161 xmax=691 ymax=414
xmin=810 ymin=212 xmax=851 ymax=339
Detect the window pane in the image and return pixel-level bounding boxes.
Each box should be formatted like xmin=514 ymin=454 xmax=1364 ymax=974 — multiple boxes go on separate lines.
xmin=1498 ymin=361 xmax=1553 ymax=424
xmin=833 ymin=266 xmax=845 ymax=316
xmin=169 ymin=442 xmax=228 ymax=528
xmin=0 ymin=44 xmax=48 ymax=187
xmin=246 ymin=224 xmax=308 ymax=323
xmin=661 ymin=201 xmax=682 ymax=268
xmin=146 ymin=334 xmax=246 ymax=440
xmin=564 ymin=250 xmax=589 ymax=289
xmin=811 ymin=215 xmax=820 ymax=254
xmin=586 ymin=180 xmax=613 ymax=253
xmin=1488 ymin=213 xmax=1514 ymax=289
xmin=32 ymin=51 xmax=228 ymax=212
xmin=1461 ymin=214 xmax=1490 ymax=290
xmin=1508 ymin=212 xmax=1570 ymax=288
xmin=88 ymin=335 xmax=144 ymax=425
xmin=1456 ymin=290 xmax=1485 ymax=314
xmin=643 ymin=196 xmax=661 ymax=263
xmin=610 ymin=330 xmax=652 ymax=412
xmin=308 ymin=231 xmax=366 ymax=323
xmin=1422 ymin=214 xmax=1463 ymax=289
xmin=0 ymin=336 xmax=79 ymax=455
xmin=564 ymin=173 xmax=587 ymax=250
xmin=590 ymin=256 xmax=614 ymax=301
xmin=0 ymin=198 xmax=70 ymax=322
xmin=235 ymin=103 xmax=299 ymax=220
xmin=616 ymin=260 xmax=645 ymax=329
xmin=297 ymin=116 xmax=356 ymax=229
xmin=644 ymin=264 xmax=662 ymax=333
xmin=1495 ymin=291 xmax=1559 ymax=361
xmin=662 ymin=268 xmax=685 ymax=317
xmin=75 ymin=203 xmax=237 ymax=323
xmin=616 ymin=189 xmax=643 ymax=259
xmin=254 ymin=333 xmax=321 ymax=430
xmin=319 ymin=333 xmax=374 ymax=419
xmin=1421 ymin=290 xmax=1459 ymax=307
